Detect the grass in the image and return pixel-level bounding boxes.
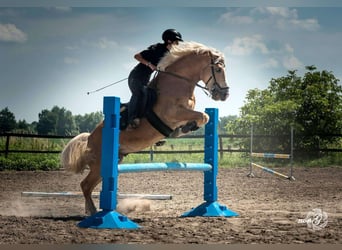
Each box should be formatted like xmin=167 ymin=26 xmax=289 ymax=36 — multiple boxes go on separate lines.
xmin=0 ymin=135 xmax=63 ymax=171
xmin=0 ymin=154 xmax=60 ymax=171
xmin=0 ymin=135 xmax=340 ymax=171
xmin=124 ymin=151 xmax=251 ymax=167
xmin=294 ymin=153 xmax=342 ymax=167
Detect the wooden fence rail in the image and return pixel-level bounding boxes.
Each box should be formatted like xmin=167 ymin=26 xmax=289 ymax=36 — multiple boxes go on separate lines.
xmin=1 ymin=132 xmax=341 ymax=158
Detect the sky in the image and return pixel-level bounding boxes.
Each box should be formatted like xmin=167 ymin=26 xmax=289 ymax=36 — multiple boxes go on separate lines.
xmin=1 ymin=1 xmax=342 ymax=123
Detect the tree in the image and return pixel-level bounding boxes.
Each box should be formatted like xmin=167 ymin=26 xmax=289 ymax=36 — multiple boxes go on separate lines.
xmin=220 ymin=115 xmax=238 ymax=134
xmin=297 ymin=67 xmax=342 ymax=136
xmin=74 ymin=112 xmax=103 ymax=132
xmin=0 ymin=107 xmax=16 ymax=133
xmin=54 ymin=106 xmax=77 ymax=135
xmin=37 ymin=109 xmax=57 ymax=135
xmin=16 ymin=119 xmax=29 ymax=132
xmin=37 ymin=106 xmax=77 ymax=135
xmin=227 ymin=66 xmax=342 ymax=153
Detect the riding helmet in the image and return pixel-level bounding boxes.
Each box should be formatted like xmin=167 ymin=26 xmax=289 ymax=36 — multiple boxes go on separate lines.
xmin=162 ymin=29 xmax=183 ymax=43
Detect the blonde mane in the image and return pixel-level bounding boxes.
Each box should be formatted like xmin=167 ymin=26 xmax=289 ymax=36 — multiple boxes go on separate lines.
xmin=157 ymin=41 xmax=224 ymax=70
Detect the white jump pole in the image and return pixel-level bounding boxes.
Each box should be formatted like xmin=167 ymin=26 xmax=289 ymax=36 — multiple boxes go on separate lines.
xmin=21 ymin=191 xmax=172 ymax=200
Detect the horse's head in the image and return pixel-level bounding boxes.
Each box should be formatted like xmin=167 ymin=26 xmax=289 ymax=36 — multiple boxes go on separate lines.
xmin=158 ymin=41 xmax=230 ymax=101
xmin=200 ymin=54 xmax=229 ymax=101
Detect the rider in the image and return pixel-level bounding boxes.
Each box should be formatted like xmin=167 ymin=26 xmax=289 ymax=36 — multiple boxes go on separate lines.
xmin=127 ymin=28 xmax=183 ymax=128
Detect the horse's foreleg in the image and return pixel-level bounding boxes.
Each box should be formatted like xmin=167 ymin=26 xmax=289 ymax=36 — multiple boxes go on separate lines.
xmin=177 ymin=109 xmax=209 ymax=127
xmin=169 ymin=109 xmax=209 ymax=137
xmin=169 ymin=122 xmax=198 ymax=138
xmin=80 ymin=163 xmax=101 ymax=215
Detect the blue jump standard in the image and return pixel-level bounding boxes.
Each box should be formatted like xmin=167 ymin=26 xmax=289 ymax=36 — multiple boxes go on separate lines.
xmin=181 ymin=108 xmax=238 ymax=218
xmin=78 ymin=97 xmax=238 ymax=229
xmin=78 ymin=96 xmax=139 ymax=229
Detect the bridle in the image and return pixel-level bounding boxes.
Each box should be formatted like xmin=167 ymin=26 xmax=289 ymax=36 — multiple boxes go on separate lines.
xmin=196 ymin=56 xmax=229 ymax=98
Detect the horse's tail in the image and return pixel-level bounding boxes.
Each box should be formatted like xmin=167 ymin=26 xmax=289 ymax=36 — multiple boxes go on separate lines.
xmin=60 ymin=132 xmax=91 ymax=174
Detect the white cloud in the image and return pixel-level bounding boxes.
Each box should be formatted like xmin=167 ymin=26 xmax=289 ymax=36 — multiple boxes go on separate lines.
xmin=94 ymin=37 xmax=119 ymax=49
xmin=258 ymin=7 xmax=297 ymax=19
xmin=282 ymin=55 xmax=304 ymax=70
xmin=256 ymin=7 xmax=320 ymax=31
xmin=0 ymin=23 xmax=27 ymax=43
xmin=225 ymin=34 xmax=303 ymax=71
xmin=260 ymin=58 xmax=279 ymax=69
xmin=225 ymin=35 xmax=269 ymax=56
xmin=289 ymin=18 xmax=319 ymax=31
xmin=284 ymin=43 xmax=294 ymax=54
xmin=80 ymin=37 xmax=121 ymax=50
xmin=220 ymin=7 xmax=319 ymax=32
xmin=220 ymin=8 xmax=314 ymax=71
xmin=219 ymin=11 xmax=253 ymax=24
xmin=45 ymin=7 xmax=72 ymax=13
xmin=54 ymin=7 xmax=72 ymax=12
xmin=64 ymin=57 xmax=79 ymax=65
xmin=65 ymin=45 xmax=79 ymax=50
xmin=124 ymin=45 xmax=138 ymax=53
xmin=281 ymin=43 xmax=304 ymax=69
xmin=81 ymin=37 xmax=136 ymax=53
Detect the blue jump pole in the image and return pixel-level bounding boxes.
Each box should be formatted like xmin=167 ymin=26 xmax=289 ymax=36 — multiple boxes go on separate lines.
xmin=181 ymin=108 xmax=238 ymax=217
xmin=78 ymin=96 xmax=139 ymax=229
xmin=118 ymin=162 xmax=212 ymax=173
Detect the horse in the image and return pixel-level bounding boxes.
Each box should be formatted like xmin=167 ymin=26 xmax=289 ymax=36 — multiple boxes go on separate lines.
xmin=60 ymin=41 xmax=230 ymax=215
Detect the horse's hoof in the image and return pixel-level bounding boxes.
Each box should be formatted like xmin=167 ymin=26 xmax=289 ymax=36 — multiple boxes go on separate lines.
xmin=155 ymin=139 xmax=166 ymax=146
xmin=181 ymin=121 xmax=198 ymax=133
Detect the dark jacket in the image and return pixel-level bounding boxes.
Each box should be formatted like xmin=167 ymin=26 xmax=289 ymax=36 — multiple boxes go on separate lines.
xmin=131 ymin=43 xmax=169 ymax=82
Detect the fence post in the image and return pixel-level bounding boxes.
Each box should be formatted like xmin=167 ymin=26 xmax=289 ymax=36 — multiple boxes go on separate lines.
xmin=149 ymin=146 xmax=154 ymax=162
xmin=247 ymin=124 xmax=254 ymax=177
xmin=290 ymin=126 xmax=294 ymax=180
xmin=5 ymin=134 xmax=10 ymax=158
xmin=219 ymin=135 xmax=223 ymax=159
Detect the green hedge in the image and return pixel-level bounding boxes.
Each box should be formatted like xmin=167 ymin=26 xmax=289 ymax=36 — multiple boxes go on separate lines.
xmin=0 ymin=154 xmax=60 ymax=171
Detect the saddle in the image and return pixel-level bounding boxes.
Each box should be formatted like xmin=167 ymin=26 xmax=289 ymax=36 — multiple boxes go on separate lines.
xmin=120 ymin=82 xmax=201 ymax=137
xmin=120 ymin=87 xmax=154 ymax=130
xmin=120 ymin=88 xmax=174 ymax=137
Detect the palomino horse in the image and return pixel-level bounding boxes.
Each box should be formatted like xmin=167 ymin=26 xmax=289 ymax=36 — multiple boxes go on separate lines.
xmin=61 ymin=41 xmax=229 ymax=215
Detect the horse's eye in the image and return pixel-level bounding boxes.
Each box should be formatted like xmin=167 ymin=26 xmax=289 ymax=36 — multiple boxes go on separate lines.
xmin=215 ymin=67 xmax=222 ymax=73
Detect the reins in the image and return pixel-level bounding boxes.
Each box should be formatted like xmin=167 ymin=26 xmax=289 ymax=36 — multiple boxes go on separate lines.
xmin=155 ymin=70 xmax=191 ymax=82
xmin=155 ymin=69 xmax=212 ymax=96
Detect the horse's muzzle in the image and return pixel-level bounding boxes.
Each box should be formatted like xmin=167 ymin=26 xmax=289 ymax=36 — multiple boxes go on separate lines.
xmin=210 ymin=82 xmax=229 ymax=101
xmin=211 ymin=88 xmax=229 ymax=101
xmin=221 ymin=92 xmax=229 ymax=101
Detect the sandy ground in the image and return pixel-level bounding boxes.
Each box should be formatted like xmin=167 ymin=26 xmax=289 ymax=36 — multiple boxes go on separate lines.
xmin=0 ymin=167 xmax=341 ymax=244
